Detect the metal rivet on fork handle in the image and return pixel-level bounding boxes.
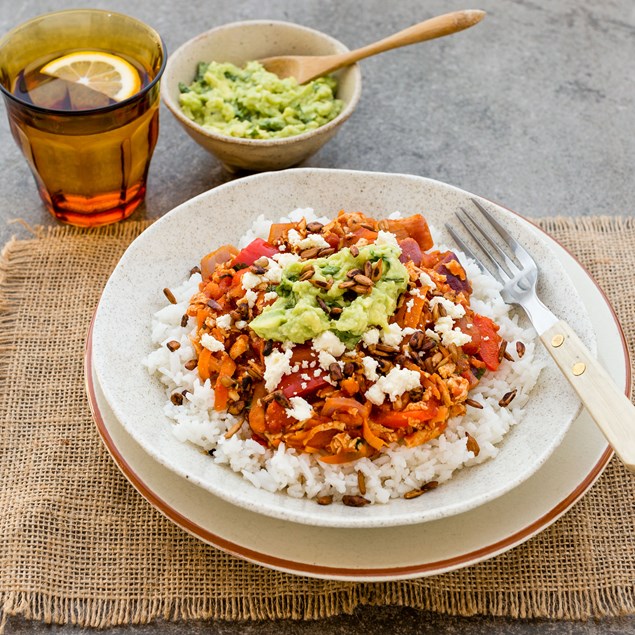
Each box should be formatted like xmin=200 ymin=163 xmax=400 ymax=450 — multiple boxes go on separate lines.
xmin=551 ymin=334 xmax=565 ymax=347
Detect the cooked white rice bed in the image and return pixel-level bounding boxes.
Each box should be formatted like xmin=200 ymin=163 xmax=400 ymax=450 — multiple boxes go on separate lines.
xmin=144 ymin=208 xmax=542 ymax=504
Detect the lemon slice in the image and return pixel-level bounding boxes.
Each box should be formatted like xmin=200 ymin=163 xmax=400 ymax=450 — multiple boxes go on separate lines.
xmin=41 ymin=51 xmax=141 ymax=102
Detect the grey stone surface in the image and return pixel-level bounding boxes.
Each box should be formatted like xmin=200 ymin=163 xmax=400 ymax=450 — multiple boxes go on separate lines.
xmin=0 ymin=0 xmax=633 ymax=633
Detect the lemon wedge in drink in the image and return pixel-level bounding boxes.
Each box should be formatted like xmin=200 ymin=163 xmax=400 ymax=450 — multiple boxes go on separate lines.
xmin=41 ymin=51 xmax=141 ymax=103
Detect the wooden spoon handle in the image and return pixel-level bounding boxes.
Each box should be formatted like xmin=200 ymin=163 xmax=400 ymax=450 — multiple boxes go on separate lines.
xmin=541 ymin=320 xmax=635 ymax=473
xmin=333 ymin=10 xmax=485 ymax=70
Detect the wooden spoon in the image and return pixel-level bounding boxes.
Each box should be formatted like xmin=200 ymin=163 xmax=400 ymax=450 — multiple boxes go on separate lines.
xmin=260 ymin=10 xmax=486 ymax=84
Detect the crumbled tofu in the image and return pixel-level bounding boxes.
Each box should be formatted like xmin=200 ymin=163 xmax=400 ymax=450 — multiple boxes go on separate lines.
xmin=200 ymin=333 xmax=224 ymax=352
xmin=273 ymin=252 xmax=301 ymax=268
xmin=364 ymin=366 xmax=421 ymax=405
xmin=285 ymin=396 xmax=314 ymax=421
xmin=263 ymin=291 xmax=278 ymax=302
xmin=313 ymin=330 xmax=346 ymax=357
xmin=263 ymin=348 xmax=292 ymax=391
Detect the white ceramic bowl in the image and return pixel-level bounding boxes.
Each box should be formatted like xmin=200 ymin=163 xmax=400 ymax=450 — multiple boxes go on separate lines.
xmin=161 ymin=21 xmax=362 ymax=172
xmin=92 ymin=168 xmax=595 ymax=528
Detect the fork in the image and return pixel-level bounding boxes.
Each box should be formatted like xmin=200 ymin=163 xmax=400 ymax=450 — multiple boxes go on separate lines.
xmin=447 ymin=198 xmax=635 ymax=473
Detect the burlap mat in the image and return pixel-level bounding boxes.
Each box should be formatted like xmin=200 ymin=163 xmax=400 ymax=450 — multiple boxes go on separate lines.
xmin=0 ymin=217 xmax=634 ymax=630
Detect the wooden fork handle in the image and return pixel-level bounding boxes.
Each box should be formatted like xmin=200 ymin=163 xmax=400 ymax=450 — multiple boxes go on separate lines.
xmin=541 ymin=320 xmax=635 ymax=473
xmin=336 ymin=10 xmax=486 ymax=68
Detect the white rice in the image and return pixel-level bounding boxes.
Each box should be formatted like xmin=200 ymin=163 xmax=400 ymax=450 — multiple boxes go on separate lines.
xmin=144 ymin=209 xmax=543 ymax=504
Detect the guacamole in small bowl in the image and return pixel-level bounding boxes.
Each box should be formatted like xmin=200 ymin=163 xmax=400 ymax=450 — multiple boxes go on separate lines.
xmin=178 ymin=60 xmax=344 ymax=140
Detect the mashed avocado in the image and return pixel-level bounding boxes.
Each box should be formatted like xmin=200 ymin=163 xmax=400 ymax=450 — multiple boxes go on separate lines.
xmin=249 ymin=244 xmax=408 ymax=345
xmin=178 ymin=60 xmax=344 ymax=139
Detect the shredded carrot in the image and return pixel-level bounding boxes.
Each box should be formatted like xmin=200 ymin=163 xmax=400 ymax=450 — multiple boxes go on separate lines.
xmin=362 ymin=418 xmax=385 ymax=450
xmin=197 ymin=348 xmax=212 ymax=382
xmin=213 ymin=353 xmax=236 ymax=411
xmin=404 ymin=295 xmax=426 ymax=328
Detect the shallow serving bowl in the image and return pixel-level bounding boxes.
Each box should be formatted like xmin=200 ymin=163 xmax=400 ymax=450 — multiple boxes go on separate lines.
xmin=161 ymin=21 xmax=362 ymax=172
xmin=91 ymin=168 xmax=595 ymax=529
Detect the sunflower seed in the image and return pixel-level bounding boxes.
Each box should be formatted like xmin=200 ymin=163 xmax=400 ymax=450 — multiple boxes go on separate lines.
xmin=300 ymin=247 xmax=319 ymax=259
xmin=346 ymin=268 xmax=363 ymax=279
xmin=342 ymin=495 xmax=370 ymax=507
xmin=184 ymin=359 xmax=198 ymax=371
xmin=189 ymin=265 xmax=201 ymax=276
xmin=163 ymin=288 xmax=177 ymax=304
xmin=349 ymin=245 xmax=360 ymax=257
xmin=372 ymin=259 xmax=383 ymax=281
xmin=465 ymin=432 xmax=480 ymax=456
xmin=170 ymin=392 xmax=184 ymax=406
xmin=499 ymin=389 xmax=517 ymax=408
xmin=263 ymin=339 xmax=274 ymax=356
xmin=316 ymin=495 xmax=333 ymax=505
xmin=181 ymin=314 xmax=189 ymax=327
xmin=516 ymin=341 xmax=526 ymax=359
xmin=353 ymin=274 xmax=373 ymax=286
xmin=465 ymin=397 xmax=483 ymax=409
xmin=306 ymin=221 xmax=324 ymax=233
xmin=316 ymin=296 xmax=330 ymax=314
xmin=338 ymin=280 xmax=356 ymax=289
xmin=357 ymin=471 xmax=367 ymax=496
xmin=352 ymin=284 xmax=372 ymax=295
xmin=317 ymin=247 xmax=335 ymax=258
xmin=166 ymin=340 xmax=181 ymax=352
xmin=329 ymin=363 xmax=343 ymax=382
xmin=273 ymin=391 xmax=292 ymax=409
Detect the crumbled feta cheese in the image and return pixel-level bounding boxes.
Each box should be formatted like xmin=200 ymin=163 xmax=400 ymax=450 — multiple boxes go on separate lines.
xmin=405 ymin=298 xmax=415 ymax=311
xmin=362 ymin=328 xmax=380 ymax=347
xmin=361 ymin=356 xmax=379 ymax=381
xmin=273 ymin=252 xmax=301 ymax=268
xmin=235 ymin=320 xmax=247 ymax=329
xmin=381 ymin=323 xmax=404 ymax=348
xmin=430 ymin=296 xmax=466 ymax=319
xmin=263 ymin=291 xmax=278 ymax=302
xmin=263 ymin=348 xmax=292 ymax=391
xmin=287 ymin=229 xmax=329 ymax=250
xmin=409 ymin=287 xmax=421 ymax=297
xmin=285 ymin=396 xmax=314 ymax=421
xmin=364 ymin=366 xmax=421 ymax=405
xmin=387 ymin=211 xmax=403 ymax=219
xmin=433 ymin=316 xmax=472 ymax=347
xmin=215 ymin=314 xmax=232 ymax=330
xmin=200 ymin=333 xmax=224 ymax=352
xmin=317 ymin=350 xmax=338 ymax=371
xmin=243 ymin=289 xmax=258 ymax=307
xmin=375 ymin=230 xmax=400 ymax=249
xmin=241 ymin=271 xmax=262 ymax=290
xmin=313 ymin=330 xmax=346 ymax=357
xmin=425 ymin=328 xmax=440 ymax=342
xmin=419 ymin=272 xmax=436 ymax=289
xmin=263 ymin=259 xmax=283 ymax=284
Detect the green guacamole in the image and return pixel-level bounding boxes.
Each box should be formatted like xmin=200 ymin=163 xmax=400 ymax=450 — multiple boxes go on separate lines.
xmin=249 ymin=244 xmax=409 ymax=346
xmin=178 ymin=60 xmax=344 ymax=139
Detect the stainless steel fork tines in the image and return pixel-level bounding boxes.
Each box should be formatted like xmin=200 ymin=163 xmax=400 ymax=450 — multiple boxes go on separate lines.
xmin=447 ymin=198 xmax=557 ymax=334
xmin=446 ymin=198 xmax=635 ymax=473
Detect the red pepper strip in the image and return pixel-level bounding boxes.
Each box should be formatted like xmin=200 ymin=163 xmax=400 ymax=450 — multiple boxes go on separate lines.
xmin=232 ymin=238 xmax=278 ymax=267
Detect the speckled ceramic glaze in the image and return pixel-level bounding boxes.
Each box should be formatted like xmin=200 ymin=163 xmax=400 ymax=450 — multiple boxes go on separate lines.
xmin=92 ymin=169 xmax=596 ymax=528
xmin=161 ymin=21 xmax=362 ymax=172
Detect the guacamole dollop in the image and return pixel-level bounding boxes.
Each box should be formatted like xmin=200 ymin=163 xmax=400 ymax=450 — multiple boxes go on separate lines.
xmin=178 ymin=60 xmax=344 ymax=139
xmin=249 ymin=243 xmax=409 ymax=346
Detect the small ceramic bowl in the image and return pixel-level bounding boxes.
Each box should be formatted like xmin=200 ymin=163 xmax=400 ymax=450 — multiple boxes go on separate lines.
xmin=161 ymin=20 xmax=362 ymax=172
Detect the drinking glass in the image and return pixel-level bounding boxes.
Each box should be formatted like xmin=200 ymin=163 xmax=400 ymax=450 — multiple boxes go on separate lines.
xmin=0 ymin=10 xmax=166 ymax=227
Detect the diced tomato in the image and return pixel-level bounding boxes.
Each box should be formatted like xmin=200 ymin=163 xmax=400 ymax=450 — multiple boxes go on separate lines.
xmin=373 ymin=405 xmax=439 ymax=429
xmin=456 ymin=316 xmax=480 ymax=355
xmin=472 ymin=314 xmax=502 ymax=371
xmin=323 ymin=232 xmax=341 ymax=249
xmin=398 ymin=237 xmax=423 ymax=266
xmin=352 ymin=226 xmax=378 ymax=243
xmin=265 ymin=400 xmax=293 ymax=434
xmin=276 ymin=344 xmax=329 ymax=398
xmin=233 ymin=238 xmax=278 ymax=267
xmin=386 ymin=215 xmax=434 ymax=250
xmin=200 ymin=244 xmax=239 ymax=280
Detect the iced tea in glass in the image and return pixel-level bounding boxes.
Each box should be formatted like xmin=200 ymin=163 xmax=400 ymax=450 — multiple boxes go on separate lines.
xmin=0 ymin=10 xmax=166 ymax=227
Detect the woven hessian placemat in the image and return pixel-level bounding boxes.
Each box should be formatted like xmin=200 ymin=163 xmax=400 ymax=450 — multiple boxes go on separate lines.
xmin=0 ymin=217 xmax=634 ymax=630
